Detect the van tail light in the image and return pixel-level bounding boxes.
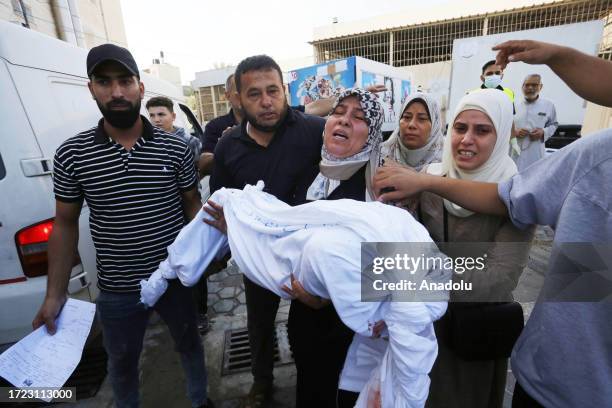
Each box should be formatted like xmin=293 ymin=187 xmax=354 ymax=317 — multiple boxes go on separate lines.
xmin=15 ymin=218 xmax=81 ymax=278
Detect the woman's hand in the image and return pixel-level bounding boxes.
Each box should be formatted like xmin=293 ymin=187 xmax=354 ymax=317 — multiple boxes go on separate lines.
xmin=373 ymin=164 xmax=430 ymax=203
xmin=203 ymin=199 xmax=227 ymax=234
xmin=282 ymin=274 xmax=330 ymax=309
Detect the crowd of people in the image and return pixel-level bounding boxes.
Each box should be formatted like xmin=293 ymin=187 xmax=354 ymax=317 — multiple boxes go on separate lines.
xmin=30 ymin=37 xmax=611 ymax=408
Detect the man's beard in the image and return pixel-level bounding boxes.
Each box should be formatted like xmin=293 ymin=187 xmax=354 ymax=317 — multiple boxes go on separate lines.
xmin=97 ymin=98 xmax=141 ymax=129
xmin=244 ymin=103 xmax=288 ymax=133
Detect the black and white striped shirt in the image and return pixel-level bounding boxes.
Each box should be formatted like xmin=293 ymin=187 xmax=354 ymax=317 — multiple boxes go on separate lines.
xmin=53 ymin=117 xmax=198 ymax=292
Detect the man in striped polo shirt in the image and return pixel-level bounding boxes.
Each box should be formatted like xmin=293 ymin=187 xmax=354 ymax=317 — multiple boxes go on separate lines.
xmin=32 ymin=44 xmax=213 ymax=408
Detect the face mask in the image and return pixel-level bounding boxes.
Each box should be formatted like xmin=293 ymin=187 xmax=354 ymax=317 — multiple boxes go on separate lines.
xmin=484 ymin=75 xmax=502 ymax=89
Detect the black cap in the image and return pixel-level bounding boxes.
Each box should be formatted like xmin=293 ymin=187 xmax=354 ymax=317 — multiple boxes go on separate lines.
xmin=87 ymin=43 xmax=140 ymax=78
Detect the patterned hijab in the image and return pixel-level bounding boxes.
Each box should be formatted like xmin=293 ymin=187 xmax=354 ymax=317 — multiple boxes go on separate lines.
xmin=382 ymin=92 xmax=444 ymax=172
xmin=306 ymin=88 xmax=384 ymax=201
xmin=428 ymin=89 xmax=517 ymax=217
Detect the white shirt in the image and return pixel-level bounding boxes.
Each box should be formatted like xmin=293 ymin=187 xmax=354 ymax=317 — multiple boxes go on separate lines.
xmin=513 ymin=96 xmax=558 ymax=170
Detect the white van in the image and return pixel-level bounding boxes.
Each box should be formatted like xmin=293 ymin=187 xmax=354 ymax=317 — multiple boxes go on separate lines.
xmin=0 ymin=21 xmax=204 ymax=350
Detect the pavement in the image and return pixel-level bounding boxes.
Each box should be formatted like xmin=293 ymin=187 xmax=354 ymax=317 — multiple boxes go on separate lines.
xmin=61 ymin=226 xmax=553 ymax=408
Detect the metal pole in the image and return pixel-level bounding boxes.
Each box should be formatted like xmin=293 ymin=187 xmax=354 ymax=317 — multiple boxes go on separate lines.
xmin=389 ymin=31 xmax=394 ymax=66
xmin=18 ymin=0 xmax=30 ymax=28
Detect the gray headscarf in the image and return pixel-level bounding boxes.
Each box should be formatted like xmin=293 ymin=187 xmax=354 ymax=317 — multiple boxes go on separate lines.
xmin=381 ymin=92 xmax=443 ymax=172
xmin=306 ymin=88 xmax=384 ymax=201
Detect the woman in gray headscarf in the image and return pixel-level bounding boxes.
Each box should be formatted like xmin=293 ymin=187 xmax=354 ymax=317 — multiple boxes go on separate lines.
xmin=289 ymin=88 xmax=384 ymax=408
xmin=382 ymin=92 xmax=444 ymax=170
xmin=381 ymin=92 xmax=444 ymax=214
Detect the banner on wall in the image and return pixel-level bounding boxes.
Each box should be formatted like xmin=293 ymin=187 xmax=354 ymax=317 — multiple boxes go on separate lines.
xmin=288 ymin=56 xmax=413 ymax=132
xmin=288 ymin=58 xmax=356 ymax=106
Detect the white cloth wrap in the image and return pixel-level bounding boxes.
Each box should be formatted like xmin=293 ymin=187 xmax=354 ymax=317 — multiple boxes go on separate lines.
xmin=140 ymin=181 xmax=449 ymax=407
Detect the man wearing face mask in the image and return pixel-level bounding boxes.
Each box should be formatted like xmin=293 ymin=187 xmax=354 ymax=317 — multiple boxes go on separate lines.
xmin=32 ymin=44 xmax=213 ymax=408
xmin=471 ymin=60 xmax=516 ymax=114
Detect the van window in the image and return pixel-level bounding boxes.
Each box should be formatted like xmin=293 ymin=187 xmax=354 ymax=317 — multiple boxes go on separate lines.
xmin=0 ymin=152 xmax=5 ymax=180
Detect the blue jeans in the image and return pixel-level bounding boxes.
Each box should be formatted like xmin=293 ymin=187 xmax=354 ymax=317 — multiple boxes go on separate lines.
xmin=96 ymin=280 xmax=208 ymax=408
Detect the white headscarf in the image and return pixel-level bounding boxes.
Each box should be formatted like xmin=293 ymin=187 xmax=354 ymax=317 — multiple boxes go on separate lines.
xmin=428 ymin=89 xmax=517 ymax=217
xmin=307 ymin=88 xmax=384 ymax=202
xmin=381 ymin=92 xmax=444 ymax=172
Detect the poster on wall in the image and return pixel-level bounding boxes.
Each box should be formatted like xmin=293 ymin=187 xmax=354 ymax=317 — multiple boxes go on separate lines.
xmin=289 ymin=56 xmax=413 ymax=132
xmin=288 ymin=58 xmax=356 ymax=106
xmin=361 ymin=71 xmax=397 ymax=123
xmin=400 ymin=80 xmax=412 ymax=105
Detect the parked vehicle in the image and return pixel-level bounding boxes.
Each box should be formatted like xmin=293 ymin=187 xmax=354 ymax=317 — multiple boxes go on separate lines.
xmin=0 ymin=20 xmax=202 ymax=351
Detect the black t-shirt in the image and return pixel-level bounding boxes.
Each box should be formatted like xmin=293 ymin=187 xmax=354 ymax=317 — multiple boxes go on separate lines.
xmin=326 ymin=164 xmax=367 ymax=201
xmin=210 ymin=108 xmax=324 ymax=206
xmin=203 ymin=106 xmax=306 ymax=153
xmin=202 ymin=109 xmax=238 ymax=153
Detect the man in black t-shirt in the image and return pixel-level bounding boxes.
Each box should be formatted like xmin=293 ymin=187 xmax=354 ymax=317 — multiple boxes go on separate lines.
xmin=207 ymin=55 xmax=324 ymax=407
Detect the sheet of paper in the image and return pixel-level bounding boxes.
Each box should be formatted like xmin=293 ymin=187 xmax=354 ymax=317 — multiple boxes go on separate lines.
xmin=0 ymin=298 xmax=96 ymax=402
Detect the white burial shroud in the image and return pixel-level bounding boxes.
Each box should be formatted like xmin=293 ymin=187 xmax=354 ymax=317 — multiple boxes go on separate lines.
xmin=141 ymin=181 xmax=449 ymax=408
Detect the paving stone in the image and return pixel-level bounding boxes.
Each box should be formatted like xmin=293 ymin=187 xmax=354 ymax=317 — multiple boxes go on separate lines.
xmin=208 ymin=281 xmax=222 ymax=293
xmin=233 ymin=304 xmax=247 ymax=315
xmin=213 ymin=299 xmax=235 ymax=313
xmin=221 ymin=275 xmax=243 ymax=288
xmin=209 ymin=270 xmax=228 ymax=282
xmin=219 ymin=287 xmax=236 ymax=299
xmin=237 ymin=291 xmax=246 ymax=304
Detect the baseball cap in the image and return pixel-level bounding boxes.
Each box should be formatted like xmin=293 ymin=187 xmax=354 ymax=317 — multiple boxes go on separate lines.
xmin=87 ymin=43 xmax=140 ymax=78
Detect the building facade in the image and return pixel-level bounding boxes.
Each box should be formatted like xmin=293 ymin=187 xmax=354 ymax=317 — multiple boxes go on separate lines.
xmin=1 ymin=0 xmax=128 ymax=48
xmin=312 ymin=0 xmax=611 ymax=67
xmin=191 ymin=66 xmax=235 ymax=123
xmin=310 ymin=0 xmax=612 ymax=133
xmin=144 ymin=53 xmax=183 ymax=93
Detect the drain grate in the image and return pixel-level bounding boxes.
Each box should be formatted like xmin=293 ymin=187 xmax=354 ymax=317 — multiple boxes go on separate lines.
xmin=222 ymin=321 xmax=294 ymax=376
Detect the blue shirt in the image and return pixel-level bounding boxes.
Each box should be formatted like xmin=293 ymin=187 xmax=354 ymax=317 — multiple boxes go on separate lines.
xmin=498 ymin=130 xmax=612 ymax=407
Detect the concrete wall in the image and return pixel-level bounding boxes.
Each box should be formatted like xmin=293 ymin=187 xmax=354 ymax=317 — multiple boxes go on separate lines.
xmin=582 ymin=103 xmax=612 ymax=136
xmin=0 ymin=0 xmax=127 ymax=48
xmin=1 ymin=0 xmax=57 ymax=38
xmin=148 ymin=62 xmax=182 ymax=91
xmin=398 ymin=60 xmax=452 ymax=126
xmin=312 ymin=0 xmax=553 ymax=41
xmin=77 ymin=0 xmax=127 ymax=48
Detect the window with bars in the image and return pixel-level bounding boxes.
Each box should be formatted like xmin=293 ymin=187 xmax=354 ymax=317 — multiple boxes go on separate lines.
xmin=197 ymin=85 xmax=230 ymax=122
xmin=198 ymin=87 xmax=215 ymax=122
xmin=313 ymin=0 xmax=612 ymax=67
xmin=213 ymin=85 xmax=229 ymax=117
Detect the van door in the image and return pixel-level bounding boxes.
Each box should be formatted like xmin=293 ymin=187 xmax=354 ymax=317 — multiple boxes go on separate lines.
xmin=6 ymin=64 xmax=101 ymax=300
xmin=0 ymin=60 xmax=94 ymax=344
xmin=179 ymin=103 xmax=205 ymax=143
